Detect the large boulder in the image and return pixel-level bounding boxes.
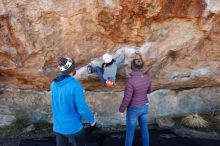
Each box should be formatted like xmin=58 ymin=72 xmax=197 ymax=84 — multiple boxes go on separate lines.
xmin=1 ymin=87 xmax=220 ymax=127
xmin=0 ymin=0 xmax=220 ymax=128
xmin=0 ymin=0 xmax=219 ymax=90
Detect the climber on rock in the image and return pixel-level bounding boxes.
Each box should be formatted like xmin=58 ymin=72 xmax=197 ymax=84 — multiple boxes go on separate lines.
xmin=87 ymin=50 xmax=125 ymax=87
xmin=119 ymin=52 xmax=151 ymax=146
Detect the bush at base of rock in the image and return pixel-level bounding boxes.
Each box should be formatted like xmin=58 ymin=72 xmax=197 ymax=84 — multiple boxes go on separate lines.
xmin=181 ymin=113 xmax=209 ymax=129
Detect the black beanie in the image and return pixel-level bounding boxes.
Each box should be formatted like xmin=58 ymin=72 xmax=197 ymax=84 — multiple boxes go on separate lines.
xmin=57 ymin=57 xmax=76 ymax=74
xmin=58 ymin=57 xmax=67 ymax=66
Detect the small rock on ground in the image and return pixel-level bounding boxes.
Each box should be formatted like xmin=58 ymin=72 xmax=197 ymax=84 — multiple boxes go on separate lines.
xmin=156 ymin=117 xmax=175 ymax=129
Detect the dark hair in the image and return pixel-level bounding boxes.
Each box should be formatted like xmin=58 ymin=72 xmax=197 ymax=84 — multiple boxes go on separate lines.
xmin=131 ymin=52 xmax=144 ymax=70
xmin=102 ymin=59 xmax=115 ymax=68
xmin=131 ymin=59 xmax=144 ymax=70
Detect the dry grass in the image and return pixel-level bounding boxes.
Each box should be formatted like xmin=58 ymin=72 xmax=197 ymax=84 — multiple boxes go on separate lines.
xmin=181 ymin=113 xmax=209 ymax=128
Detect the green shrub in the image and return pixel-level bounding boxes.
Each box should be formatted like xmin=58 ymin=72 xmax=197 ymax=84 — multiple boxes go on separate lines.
xmin=3 ymin=117 xmax=26 ymax=136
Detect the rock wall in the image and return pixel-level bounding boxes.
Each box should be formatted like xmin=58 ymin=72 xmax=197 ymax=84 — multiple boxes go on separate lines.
xmin=1 ymin=87 xmax=220 ymax=127
xmin=0 ymin=0 xmax=220 ymax=127
xmin=0 ymin=0 xmax=220 ymax=90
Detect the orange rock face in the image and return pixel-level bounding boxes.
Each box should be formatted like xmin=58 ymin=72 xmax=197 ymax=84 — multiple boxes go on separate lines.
xmin=0 ymin=0 xmax=220 ymax=90
xmin=97 ymin=0 xmax=206 ymax=44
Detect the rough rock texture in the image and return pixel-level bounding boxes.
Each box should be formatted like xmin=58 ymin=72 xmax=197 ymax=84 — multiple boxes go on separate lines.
xmin=155 ymin=117 xmax=175 ymax=129
xmin=0 ymin=0 xmax=219 ymax=90
xmin=1 ymin=87 xmax=220 ymax=127
xmin=0 ymin=88 xmax=52 ymax=127
xmin=0 ymin=0 xmax=220 ymax=127
xmin=0 ymin=105 xmax=16 ymax=127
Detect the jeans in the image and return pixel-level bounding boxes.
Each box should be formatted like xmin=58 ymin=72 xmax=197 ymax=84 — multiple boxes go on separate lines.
xmin=125 ymin=104 xmax=149 ymax=146
xmin=55 ymin=129 xmax=86 ymax=146
xmin=91 ymin=66 xmax=106 ymax=85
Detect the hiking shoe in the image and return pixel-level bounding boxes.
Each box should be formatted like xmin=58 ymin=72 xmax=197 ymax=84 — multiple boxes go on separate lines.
xmin=87 ymin=65 xmax=92 ymax=74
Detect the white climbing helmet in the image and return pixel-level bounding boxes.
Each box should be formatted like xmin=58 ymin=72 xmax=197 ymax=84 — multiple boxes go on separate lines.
xmin=102 ymin=53 xmax=113 ymax=64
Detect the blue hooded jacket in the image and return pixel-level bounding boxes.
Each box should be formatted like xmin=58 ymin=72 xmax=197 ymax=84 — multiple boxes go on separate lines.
xmin=50 ymin=74 xmax=95 ymax=135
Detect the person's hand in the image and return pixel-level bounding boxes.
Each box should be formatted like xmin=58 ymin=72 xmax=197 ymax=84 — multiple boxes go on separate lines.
xmin=119 ymin=112 xmax=124 ymax=118
xmin=91 ymin=119 xmax=96 ymax=126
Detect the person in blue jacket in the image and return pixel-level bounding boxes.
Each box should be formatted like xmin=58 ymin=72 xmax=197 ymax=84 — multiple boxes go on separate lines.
xmin=51 ymin=57 xmax=96 ymax=146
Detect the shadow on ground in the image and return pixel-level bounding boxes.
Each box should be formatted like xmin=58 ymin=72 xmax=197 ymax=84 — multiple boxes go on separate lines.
xmin=17 ymin=129 xmax=220 ymax=146
xmin=80 ymin=78 xmax=126 ymax=91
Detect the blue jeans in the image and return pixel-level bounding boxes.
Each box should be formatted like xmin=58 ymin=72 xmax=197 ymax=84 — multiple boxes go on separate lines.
xmin=91 ymin=66 xmax=106 ymax=85
xmin=125 ymin=104 xmax=149 ymax=146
